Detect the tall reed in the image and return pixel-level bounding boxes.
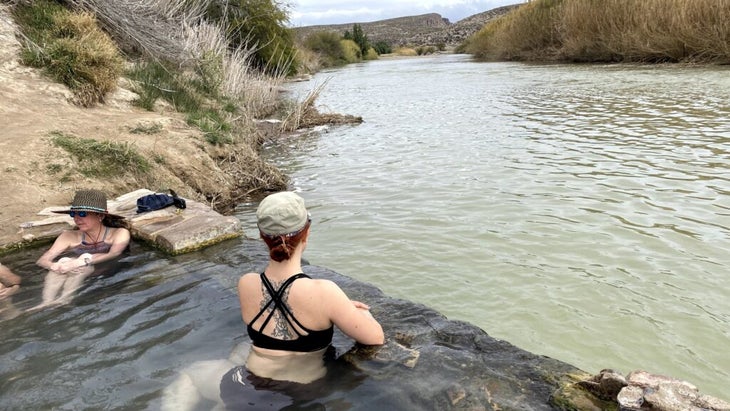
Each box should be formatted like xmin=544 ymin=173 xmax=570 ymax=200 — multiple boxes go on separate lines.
xmin=465 ymin=0 xmax=730 ymax=63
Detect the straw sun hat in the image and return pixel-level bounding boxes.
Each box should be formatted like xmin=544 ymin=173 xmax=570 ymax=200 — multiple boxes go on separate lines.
xmin=52 ymin=189 xmax=124 ymax=219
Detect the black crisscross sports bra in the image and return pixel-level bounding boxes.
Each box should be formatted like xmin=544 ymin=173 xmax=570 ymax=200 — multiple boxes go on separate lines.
xmin=247 ymin=273 xmax=334 ymax=352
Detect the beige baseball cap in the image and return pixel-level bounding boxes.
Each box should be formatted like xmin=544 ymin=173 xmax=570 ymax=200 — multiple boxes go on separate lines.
xmin=256 ymin=191 xmax=309 ymax=236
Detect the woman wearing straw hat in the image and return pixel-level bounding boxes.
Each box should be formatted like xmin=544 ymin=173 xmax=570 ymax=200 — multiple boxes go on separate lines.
xmin=216 ymin=191 xmax=384 ymax=408
xmin=34 ymin=189 xmax=130 ymax=308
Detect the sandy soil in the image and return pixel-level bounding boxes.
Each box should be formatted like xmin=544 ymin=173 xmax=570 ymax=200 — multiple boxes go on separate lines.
xmin=0 ymin=5 xmax=241 ymax=250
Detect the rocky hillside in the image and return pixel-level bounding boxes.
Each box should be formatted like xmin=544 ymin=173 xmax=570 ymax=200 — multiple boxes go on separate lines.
xmin=293 ymin=4 xmax=522 ymax=48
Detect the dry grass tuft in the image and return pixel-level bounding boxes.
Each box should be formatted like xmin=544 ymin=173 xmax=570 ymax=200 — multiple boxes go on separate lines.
xmin=12 ymin=1 xmax=123 ymax=106
xmin=63 ymin=0 xmax=206 ymax=64
xmin=280 ymin=80 xmax=328 ymax=132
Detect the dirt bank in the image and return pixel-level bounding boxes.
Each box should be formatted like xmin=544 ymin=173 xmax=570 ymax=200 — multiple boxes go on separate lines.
xmin=0 ymin=5 xmax=278 ymax=252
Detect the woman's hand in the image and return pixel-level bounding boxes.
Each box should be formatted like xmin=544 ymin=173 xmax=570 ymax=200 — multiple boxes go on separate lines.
xmin=351 ymin=300 xmax=371 ymax=310
xmin=51 ymin=256 xmax=89 ymax=274
xmin=0 ymin=284 xmax=20 ymax=298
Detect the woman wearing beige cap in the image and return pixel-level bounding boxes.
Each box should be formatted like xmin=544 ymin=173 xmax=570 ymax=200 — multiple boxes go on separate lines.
xmin=34 ymin=189 xmax=130 ymax=308
xmin=224 ymin=191 xmax=384 ymax=399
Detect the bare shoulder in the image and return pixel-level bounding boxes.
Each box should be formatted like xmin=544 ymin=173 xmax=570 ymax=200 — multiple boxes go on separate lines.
xmin=308 ymin=278 xmax=347 ymax=298
xmin=61 ymin=228 xmax=81 ymax=237
xmin=57 ymin=229 xmax=82 ymax=243
xmin=110 ymin=226 xmax=131 ymax=238
xmin=238 ymin=272 xmax=260 ymax=287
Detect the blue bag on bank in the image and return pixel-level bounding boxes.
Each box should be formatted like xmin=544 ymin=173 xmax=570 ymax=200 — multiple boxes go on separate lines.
xmin=136 ymin=189 xmax=186 ymax=213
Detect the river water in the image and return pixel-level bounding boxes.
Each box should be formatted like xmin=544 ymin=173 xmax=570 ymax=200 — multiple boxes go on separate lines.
xmin=246 ymin=54 xmax=729 ymax=398
xmin=0 ymin=54 xmax=728 ymax=407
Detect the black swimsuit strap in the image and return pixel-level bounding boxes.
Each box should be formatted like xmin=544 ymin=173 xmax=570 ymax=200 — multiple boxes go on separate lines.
xmin=252 ymin=273 xmax=310 ymax=336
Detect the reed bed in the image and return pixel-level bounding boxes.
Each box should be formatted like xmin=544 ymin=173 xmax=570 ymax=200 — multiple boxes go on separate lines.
xmin=465 ymin=0 xmax=730 ymax=63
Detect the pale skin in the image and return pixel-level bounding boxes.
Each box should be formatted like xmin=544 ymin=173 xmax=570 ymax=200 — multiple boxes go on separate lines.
xmin=34 ymin=211 xmax=130 ymax=308
xmin=0 ymin=263 xmax=21 ymax=299
xmin=238 ymin=227 xmax=384 ymax=382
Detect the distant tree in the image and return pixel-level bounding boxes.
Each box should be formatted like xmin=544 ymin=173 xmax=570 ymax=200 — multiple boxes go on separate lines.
xmin=351 ymin=23 xmax=370 ymax=56
xmin=204 ymin=0 xmax=298 ymax=76
xmin=373 ymin=40 xmax=392 ymax=55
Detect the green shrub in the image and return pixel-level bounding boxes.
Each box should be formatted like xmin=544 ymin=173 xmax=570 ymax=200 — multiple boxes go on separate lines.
xmin=12 ymin=0 xmax=123 ymax=106
xmin=50 ymin=132 xmax=150 ymax=178
xmin=340 ymin=39 xmax=361 ymax=63
xmin=193 ymin=50 xmax=224 ymax=96
xmin=416 ymin=46 xmax=437 ymax=55
xmin=204 ymin=0 xmax=298 ymax=76
xmin=373 ymin=41 xmax=392 ymax=55
xmin=304 ymin=31 xmax=347 ymax=67
xmin=364 ymin=47 xmax=379 ymax=60
xmin=127 ymin=60 xmax=202 ymax=112
xmin=350 ymin=23 xmax=370 ymax=57
xmin=127 ymin=61 xmax=235 ymax=145
xmin=187 ymin=109 xmax=233 ymax=145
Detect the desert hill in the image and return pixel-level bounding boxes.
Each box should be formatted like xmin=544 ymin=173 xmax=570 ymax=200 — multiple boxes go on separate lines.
xmin=292 ymin=4 xmax=522 ymax=48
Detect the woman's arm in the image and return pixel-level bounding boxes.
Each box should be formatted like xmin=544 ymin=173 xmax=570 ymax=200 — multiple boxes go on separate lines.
xmin=0 ymin=263 xmax=21 ymax=287
xmin=36 ymin=231 xmax=76 ymax=270
xmin=322 ymin=280 xmax=385 ymax=346
xmin=37 ymin=228 xmax=131 ymax=273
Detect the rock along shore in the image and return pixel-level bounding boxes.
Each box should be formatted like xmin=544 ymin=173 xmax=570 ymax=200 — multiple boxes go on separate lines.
xmin=13 ymin=189 xmax=243 ymax=255
xmin=255 ymin=242 xmax=730 ymax=410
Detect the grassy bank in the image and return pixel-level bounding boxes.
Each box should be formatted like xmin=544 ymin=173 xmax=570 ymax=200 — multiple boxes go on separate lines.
xmin=7 ymin=0 xmax=326 ymax=212
xmin=462 ymin=0 xmax=730 ymax=64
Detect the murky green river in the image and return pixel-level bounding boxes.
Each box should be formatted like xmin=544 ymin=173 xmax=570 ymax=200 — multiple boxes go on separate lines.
xmin=244 ymin=54 xmax=730 ymax=398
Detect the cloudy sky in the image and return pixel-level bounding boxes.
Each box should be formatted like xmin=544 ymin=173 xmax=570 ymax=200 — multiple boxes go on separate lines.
xmin=287 ymin=0 xmax=524 ymax=27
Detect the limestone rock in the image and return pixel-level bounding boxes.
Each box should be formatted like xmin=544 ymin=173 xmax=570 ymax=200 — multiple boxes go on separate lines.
xmin=576 ymin=368 xmax=627 ymax=400
xmin=557 ymin=369 xmax=729 ymax=411
xmin=109 ymin=189 xmax=243 ymax=255
xmin=18 ymin=189 xmax=243 ymax=255
xmin=617 ymin=385 xmax=644 ymax=410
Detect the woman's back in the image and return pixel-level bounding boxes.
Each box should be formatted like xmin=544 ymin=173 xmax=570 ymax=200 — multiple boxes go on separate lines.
xmin=241 ymin=272 xmax=334 ymax=353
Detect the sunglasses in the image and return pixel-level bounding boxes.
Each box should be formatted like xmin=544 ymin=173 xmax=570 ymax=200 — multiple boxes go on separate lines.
xmin=69 ymin=211 xmax=89 ymax=217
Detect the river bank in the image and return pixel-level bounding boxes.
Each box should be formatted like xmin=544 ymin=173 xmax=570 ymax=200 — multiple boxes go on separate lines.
xmin=0 ymin=4 xmax=235 ymax=251
xmin=0 ymin=4 xmax=360 ymax=253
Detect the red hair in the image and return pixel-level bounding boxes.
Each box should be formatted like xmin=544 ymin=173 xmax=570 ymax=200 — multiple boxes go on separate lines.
xmin=260 ymin=220 xmax=310 ymax=262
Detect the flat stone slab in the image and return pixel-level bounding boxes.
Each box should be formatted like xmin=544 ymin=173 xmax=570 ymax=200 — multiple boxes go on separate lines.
xmin=15 ymin=189 xmax=243 ymax=255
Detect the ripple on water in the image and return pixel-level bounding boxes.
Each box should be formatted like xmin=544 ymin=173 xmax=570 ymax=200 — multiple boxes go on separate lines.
xmin=276 ymin=57 xmax=730 ymax=399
